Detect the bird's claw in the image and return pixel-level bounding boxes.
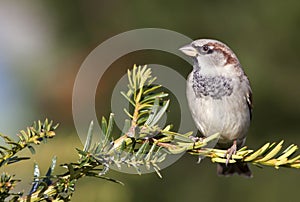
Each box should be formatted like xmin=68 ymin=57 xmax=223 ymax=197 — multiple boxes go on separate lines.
xmin=189 ymin=136 xmax=205 ymax=163
xmin=189 ymin=136 xmax=203 ymax=142
xmin=225 ymin=140 xmax=237 ymax=166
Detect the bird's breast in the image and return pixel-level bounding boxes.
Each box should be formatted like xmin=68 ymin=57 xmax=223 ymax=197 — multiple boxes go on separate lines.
xmin=186 ymin=72 xmax=250 ymax=144
xmin=192 ymin=71 xmax=234 ymax=99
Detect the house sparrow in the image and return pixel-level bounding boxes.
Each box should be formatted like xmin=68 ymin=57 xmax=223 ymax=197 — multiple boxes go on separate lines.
xmin=179 ymin=39 xmax=253 ymax=177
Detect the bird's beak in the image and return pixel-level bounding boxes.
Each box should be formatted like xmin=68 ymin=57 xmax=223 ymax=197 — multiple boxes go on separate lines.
xmin=179 ymin=44 xmax=197 ymax=57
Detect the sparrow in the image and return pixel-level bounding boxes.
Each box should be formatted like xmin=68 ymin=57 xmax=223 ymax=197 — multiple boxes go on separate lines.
xmin=179 ymin=39 xmax=253 ymax=177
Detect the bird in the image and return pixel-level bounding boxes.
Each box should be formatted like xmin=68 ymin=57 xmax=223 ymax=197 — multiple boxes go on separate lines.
xmin=179 ymin=39 xmax=253 ymax=177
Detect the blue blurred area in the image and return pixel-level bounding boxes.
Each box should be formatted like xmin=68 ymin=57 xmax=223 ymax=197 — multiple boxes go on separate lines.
xmin=0 ymin=51 xmax=26 ymax=136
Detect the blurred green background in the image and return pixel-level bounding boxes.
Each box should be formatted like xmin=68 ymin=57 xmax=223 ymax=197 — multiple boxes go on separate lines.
xmin=1 ymin=1 xmax=300 ymax=201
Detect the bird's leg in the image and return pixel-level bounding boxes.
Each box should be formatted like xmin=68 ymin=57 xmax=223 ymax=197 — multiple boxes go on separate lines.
xmin=189 ymin=136 xmax=203 ymax=142
xmin=189 ymin=136 xmax=204 ymax=164
xmin=225 ymin=140 xmax=237 ymax=166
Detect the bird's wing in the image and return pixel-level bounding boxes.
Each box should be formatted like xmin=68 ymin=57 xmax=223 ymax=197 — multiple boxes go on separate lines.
xmin=246 ymin=89 xmax=253 ymax=120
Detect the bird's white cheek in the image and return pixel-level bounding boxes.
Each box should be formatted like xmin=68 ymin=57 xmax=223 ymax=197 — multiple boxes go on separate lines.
xmin=196 ymin=57 xmax=220 ymax=75
xmin=196 ymin=56 xmax=216 ymax=68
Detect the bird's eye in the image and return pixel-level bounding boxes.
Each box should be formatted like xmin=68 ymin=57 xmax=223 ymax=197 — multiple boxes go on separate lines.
xmin=202 ymin=45 xmax=209 ymax=52
xmin=199 ymin=45 xmax=213 ymax=54
xmin=191 ymin=44 xmax=213 ymax=55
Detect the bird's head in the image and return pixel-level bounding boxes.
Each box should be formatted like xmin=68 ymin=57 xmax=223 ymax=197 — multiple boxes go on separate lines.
xmin=179 ymin=39 xmax=240 ymax=71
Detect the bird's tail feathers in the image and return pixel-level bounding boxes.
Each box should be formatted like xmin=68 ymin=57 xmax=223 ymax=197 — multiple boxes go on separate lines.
xmin=217 ymin=162 xmax=252 ymax=178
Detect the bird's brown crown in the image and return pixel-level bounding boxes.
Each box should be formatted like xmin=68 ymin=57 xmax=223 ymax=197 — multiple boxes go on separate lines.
xmin=205 ymin=42 xmax=238 ymax=66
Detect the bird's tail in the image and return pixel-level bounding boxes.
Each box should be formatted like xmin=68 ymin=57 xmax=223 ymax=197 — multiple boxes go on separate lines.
xmin=217 ymin=162 xmax=252 ymax=178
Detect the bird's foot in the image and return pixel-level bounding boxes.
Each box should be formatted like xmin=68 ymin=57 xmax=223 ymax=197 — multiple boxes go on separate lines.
xmin=225 ymin=140 xmax=237 ymax=166
xmin=189 ymin=136 xmax=205 ymax=164
xmin=189 ymin=136 xmax=203 ymax=142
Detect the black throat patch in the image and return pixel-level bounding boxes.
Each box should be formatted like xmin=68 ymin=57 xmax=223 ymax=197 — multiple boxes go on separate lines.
xmin=192 ymin=70 xmax=233 ymax=99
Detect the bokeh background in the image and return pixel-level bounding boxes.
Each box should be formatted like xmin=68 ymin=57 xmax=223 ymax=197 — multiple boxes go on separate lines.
xmin=1 ymin=1 xmax=300 ymax=201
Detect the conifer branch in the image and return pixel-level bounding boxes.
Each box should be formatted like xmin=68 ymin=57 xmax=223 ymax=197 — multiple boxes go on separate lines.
xmin=189 ymin=140 xmax=300 ymax=169
xmin=1 ymin=64 xmax=300 ymax=201
xmin=0 ymin=119 xmax=58 ymax=167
